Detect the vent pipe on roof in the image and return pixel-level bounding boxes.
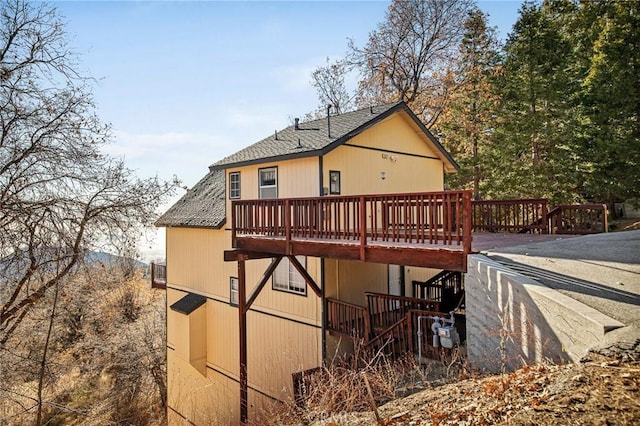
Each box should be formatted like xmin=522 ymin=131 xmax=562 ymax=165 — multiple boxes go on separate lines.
xmin=294 ymin=118 xmax=300 ymax=130
xmin=326 ymin=105 xmax=332 ymax=138
xmin=370 ymin=106 xmax=374 ymax=114
xmin=274 ymin=130 xmax=278 ymax=140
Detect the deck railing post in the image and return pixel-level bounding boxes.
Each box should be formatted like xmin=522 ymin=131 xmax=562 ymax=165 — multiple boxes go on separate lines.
xmin=542 ymin=199 xmax=549 ymax=234
xmin=238 ymin=257 xmax=248 ymax=424
xmin=462 ymin=191 xmax=472 ymax=255
xmin=359 ymin=195 xmax=366 ymax=261
xmin=231 ymin=201 xmax=237 ymax=247
xmin=285 ymin=199 xmax=291 ymax=255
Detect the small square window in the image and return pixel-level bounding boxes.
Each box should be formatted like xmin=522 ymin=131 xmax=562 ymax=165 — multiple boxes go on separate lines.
xmin=229 ymin=172 xmax=241 ymax=199
xmin=329 ymin=170 xmax=341 ymax=195
xmin=230 ymin=277 xmax=239 ymax=306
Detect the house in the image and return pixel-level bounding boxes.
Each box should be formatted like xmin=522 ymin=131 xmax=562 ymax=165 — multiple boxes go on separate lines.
xmin=156 ymin=101 xmax=467 ymax=424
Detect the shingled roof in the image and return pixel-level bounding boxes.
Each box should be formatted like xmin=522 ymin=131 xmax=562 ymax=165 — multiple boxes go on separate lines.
xmin=155 ymin=169 xmax=226 ymax=228
xmin=210 ymin=101 xmax=457 ymax=171
xmin=157 ymin=101 xmax=458 ymax=228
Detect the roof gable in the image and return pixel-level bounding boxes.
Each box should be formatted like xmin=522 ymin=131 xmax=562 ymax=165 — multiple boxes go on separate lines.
xmin=157 ymin=102 xmax=458 ymax=229
xmin=209 ymin=101 xmax=457 ymax=172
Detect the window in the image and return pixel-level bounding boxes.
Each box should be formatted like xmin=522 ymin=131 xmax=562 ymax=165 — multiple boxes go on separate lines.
xmin=259 ymin=167 xmax=277 ymax=199
xmin=230 ymin=277 xmax=239 ymax=306
xmin=329 ymin=170 xmax=341 ymax=195
xmin=273 ymin=256 xmax=306 ymax=295
xmin=229 ymin=172 xmax=241 ymax=199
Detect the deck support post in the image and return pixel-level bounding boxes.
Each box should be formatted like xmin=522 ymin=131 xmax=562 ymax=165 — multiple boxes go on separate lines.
xmin=238 ymin=257 xmax=248 ymax=424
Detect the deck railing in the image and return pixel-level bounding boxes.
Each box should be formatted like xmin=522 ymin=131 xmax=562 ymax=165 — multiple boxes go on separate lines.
xmin=326 ymin=298 xmax=370 ymax=340
xmin=365 ymin=292 xmax=440 ymax=333
xmin=548 ymin=204 xmax=608 ymax=234
xmin=364 ymin=316 xmax=410 ymax=359
xmin=150 ymin=262 xmax=166 ymax=289
xmin=232 ymin=190 xmax=474 ymax=253
xmin=471 ymin=198 xmax=548 ymax=234
xmin=412 ymin=270 xmax=463 ymax=312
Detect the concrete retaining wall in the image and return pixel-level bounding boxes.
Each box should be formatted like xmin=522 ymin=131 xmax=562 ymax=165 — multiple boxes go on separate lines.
xmin=466 ymin=254 xmax=623 ymax=373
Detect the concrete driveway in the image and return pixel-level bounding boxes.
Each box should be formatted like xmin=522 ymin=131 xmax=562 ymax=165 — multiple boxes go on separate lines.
xmin=485 ymin=230 xmax=640 ymax=351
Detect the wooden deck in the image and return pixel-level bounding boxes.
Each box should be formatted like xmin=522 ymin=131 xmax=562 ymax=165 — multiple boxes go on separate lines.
xmin=232 ymin=191 xmax=473 ymax=271
xmin=230 ymin=192 xmax=602 ymax=272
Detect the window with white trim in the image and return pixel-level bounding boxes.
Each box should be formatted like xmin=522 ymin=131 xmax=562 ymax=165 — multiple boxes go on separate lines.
xmin=329 ymin=170 xmax=341 ymax=195
xmin=230 ymin=277 xmax=239 ymax=306
xmin=273 ymin=256 xmax=306 ymax=295
xmin=259 ymin=167 xmax=277 ymax=199
xmin=229 ymin=172 xmax=241 ymax=199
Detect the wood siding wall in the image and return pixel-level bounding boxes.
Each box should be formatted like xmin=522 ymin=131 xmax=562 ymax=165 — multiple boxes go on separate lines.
xmin=323 ymin=114 xmax=444 ymax=196
xmin=166 ymin=110 xmax=451 ymax=423
xmin=166 ymin=226 xmax=322 ymax=424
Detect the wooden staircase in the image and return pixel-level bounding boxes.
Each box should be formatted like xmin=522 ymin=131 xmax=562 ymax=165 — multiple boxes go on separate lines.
xmin=327 ymin=290 xmax=458 ymax=361
xmin=412 ymin=270 xmax=464 ymax=313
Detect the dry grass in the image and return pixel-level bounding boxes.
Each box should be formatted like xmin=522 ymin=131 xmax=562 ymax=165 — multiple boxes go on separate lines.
xmin=0 ymin=265 xmax=167 ymax=426
xmin=260 ymin=340 xmax=469 ymax=426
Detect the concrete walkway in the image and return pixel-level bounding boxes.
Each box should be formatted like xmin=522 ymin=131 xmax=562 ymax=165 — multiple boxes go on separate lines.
xmin=485 ymin=230 xmax=640 ymax=352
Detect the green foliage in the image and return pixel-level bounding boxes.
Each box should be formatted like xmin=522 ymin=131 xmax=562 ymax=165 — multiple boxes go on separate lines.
xmin=438 ymin=8 xmax=501 ymax=197
xmin=577 ymin=0 xmax=640 ymax=205
xmin=484 ymin=0 xmax=581 ymax=205
xmin=317 ymin=0 xmax=639 ymax=206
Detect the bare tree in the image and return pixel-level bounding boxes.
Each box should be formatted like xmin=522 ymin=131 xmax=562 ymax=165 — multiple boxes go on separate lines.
xmin=0 ymin=0 xmax=175 ymax=344
xmin=347 ymin=0 xmax=473 ymax=127
xmin=309 ymin=57 xmax=355 ymax=116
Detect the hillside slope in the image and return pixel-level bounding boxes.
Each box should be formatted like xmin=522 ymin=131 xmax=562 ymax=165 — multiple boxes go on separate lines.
xmin=311 ymin=346 xmax=639 ymax=426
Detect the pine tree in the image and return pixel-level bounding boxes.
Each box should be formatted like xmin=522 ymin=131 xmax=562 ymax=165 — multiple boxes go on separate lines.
xmin=485 ymin=1 xmax=579 ymax=204
xmin=437 ymin=8 xmax=501 ymax=198
xmin=577 ymin=0 xmax=640 ymax=206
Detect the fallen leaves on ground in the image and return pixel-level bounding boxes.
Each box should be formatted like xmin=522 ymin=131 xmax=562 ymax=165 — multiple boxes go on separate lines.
xmin=319 ymin=354 xmax=639 ymax=426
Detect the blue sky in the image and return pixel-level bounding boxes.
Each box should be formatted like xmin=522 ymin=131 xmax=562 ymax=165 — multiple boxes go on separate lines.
xmin=53 ymin=0 xmax=524 ymax=259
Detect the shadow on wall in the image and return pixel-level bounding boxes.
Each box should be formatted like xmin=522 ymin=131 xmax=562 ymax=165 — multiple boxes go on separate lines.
xmin=464 ymin=255 xmax=622 ymax=373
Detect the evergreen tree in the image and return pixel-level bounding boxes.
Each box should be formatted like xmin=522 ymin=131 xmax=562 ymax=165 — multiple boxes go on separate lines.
xmin=577 ymin=0 xmax=640 ymax=206
xmin=437 ymin=8 xmax=501 ymax=198
xmin=485 ymin=1 xmax=579 ymax=204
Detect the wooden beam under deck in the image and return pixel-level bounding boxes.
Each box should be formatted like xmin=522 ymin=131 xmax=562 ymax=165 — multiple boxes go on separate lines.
xmin=235 ymin=237 xmax=468 ymax=272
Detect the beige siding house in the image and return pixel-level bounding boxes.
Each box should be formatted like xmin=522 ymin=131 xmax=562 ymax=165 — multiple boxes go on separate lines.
xmin=157 ymin=102 xmax=461 ymax=424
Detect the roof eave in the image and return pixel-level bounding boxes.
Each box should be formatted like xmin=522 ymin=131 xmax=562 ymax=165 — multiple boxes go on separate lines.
xmin=155 ymin=218 xmax=226 ymax=230
xmin=209 ymin=149 xmax=323 ymax=171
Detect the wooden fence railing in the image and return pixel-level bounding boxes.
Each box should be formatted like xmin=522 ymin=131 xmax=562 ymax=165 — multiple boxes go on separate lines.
xmin=325 ymin=296 xmax=456 ymax=362
xmin=326 ymin=298 xmax=370 ymax=340
xmin=232 ymin=190 xmax=474 ymax=253
xmin=412 ymin=270 xmax=463 ymax=313
xmin=150 ymin=262 xmax=166 ymax=289
xmin=364 ymin=316 xmax=409 ymax=358
xmin=471 ymin=198 xmax=548 ymax=234
xmin=365 ymin=292 xmax=440 ymax=333
xmin=548 ymin=204 xmax=608 ymax=234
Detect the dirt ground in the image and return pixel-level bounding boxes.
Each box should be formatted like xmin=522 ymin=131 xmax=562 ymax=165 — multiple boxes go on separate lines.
xmin=321 ymin=347 xmax=639 ymax=426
